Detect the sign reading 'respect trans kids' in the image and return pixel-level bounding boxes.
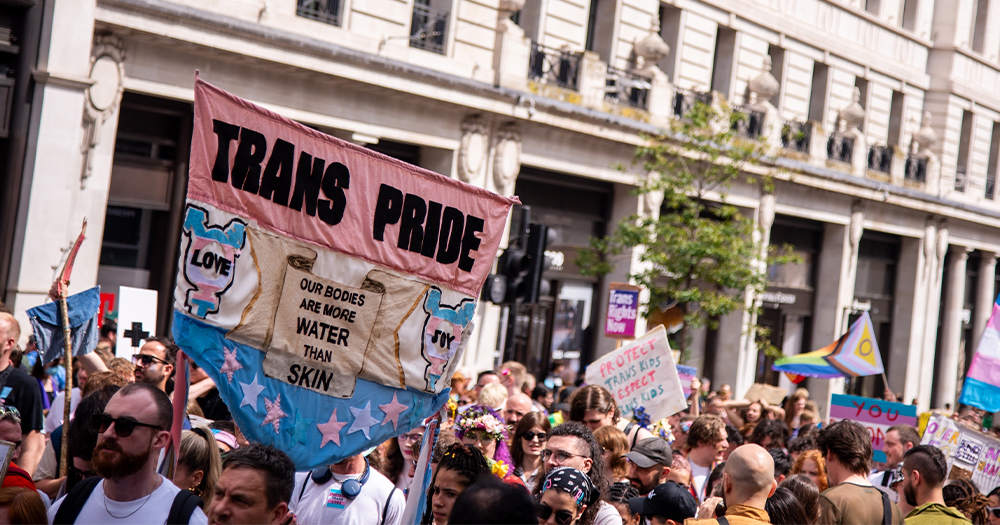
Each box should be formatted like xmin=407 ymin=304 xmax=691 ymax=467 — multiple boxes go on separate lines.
xmin=829 ymin=393 xmax=917 ymax=464
xmin=172 ymin=76 xmax=516 ymax=469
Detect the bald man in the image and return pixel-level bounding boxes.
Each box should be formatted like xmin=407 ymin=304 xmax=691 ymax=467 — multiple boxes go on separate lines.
xmin=686 ymin=444 xmax=775 ymax=524
xmin=504 ymin=393 xmax=533 ymax=431
xmin=0 ymin=313 xmax=45 ymax=476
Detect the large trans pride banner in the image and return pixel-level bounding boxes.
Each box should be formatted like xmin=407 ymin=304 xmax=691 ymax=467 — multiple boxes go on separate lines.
xmin=173 ymin=77 xmax=516 ymax=469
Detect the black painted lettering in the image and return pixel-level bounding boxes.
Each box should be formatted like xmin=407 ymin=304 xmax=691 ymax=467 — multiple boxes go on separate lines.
xmin=458 ymin=215 xmax=484 ymax=272
xmin=231 ymin=127 xmax=267 ymax=194
xmin=287 ymin=363 xmax=301 ymax=384
xmin=318 ymin=162 xmax=350 ymax=226
xmin=289 ymin=152 xmax=325 ymax=215
xmin=398 ymin=194 xmax=427 ymax=252
xmin=316 ymin=369 xmax=331 ymax=392
xmin=259 ymin=138 xmax=294 ymax=206
xmin=421 ymin=201 xmax=443 ymax=258
xmin=338 ymin=328 xmax=349 ymax=347
xmin=436 ymin=206 xmax=465 ymax=265
xmin=372 ymin=184 xmax=403 ymax=241
xmin=211 ymin=120 xmax=241 ymax=183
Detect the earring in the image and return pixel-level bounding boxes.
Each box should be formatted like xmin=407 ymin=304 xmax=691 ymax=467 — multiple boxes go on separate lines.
xmin=188 ymin=484 xmax=201 ymax=497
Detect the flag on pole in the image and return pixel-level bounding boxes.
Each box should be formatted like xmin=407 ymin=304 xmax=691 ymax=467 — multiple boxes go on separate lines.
xmin=959 ymin=296 xmax=1000 ymax=412
xmin=772 ymin=312 xmax=884 ymax=379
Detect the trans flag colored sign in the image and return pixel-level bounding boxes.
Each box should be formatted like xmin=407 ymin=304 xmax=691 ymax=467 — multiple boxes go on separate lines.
xmin=829 ymin=394 xmax=917 ymax=464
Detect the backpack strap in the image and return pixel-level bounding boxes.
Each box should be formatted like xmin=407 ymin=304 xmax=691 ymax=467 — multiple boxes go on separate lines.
xmin=52 ymin=476 xmax=101 ymax=525
xmin=380 ymin=488 xmax=397 ymax=525
xmin=298 ymin=471 xmax=314 ymax=502
xmin=166 ymin=489 xmax=204 ymax=525
xmin=717 ymin=517 xmax=729 ymax=525
xmin=880 ymin=486 xmax=892 ymax=525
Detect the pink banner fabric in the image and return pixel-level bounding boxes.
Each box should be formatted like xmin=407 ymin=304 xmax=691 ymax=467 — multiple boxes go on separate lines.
xmin=189 ymin=77 xmax=517 ymax=297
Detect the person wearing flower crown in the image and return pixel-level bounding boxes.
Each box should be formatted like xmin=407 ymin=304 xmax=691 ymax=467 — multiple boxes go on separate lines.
xmin=536 ymin=466 xmax=599 ymax=525
xmin=454 ymin=404 xmax=523 ymax=486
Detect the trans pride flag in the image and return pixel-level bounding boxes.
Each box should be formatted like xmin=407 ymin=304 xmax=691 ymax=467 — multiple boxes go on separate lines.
xmin=772 ymin=312 xmax=884 ymax=379
xmin=960 ymin=295 xmax=1000 ymax=412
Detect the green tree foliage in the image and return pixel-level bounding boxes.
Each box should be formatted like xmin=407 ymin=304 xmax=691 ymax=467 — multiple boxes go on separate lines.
xmin=578 ymin=101 xmax=796 ymax=359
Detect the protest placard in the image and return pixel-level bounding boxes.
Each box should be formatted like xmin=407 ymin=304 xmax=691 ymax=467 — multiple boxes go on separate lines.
xmin=744 ymin=383 xmax=788 ymax=406
xmin=584 ymin=325 xmax=686 ymax=421
xmin=116 ymin=286 xmax=157 ymax=358
xmin=829 ymin=394 xmax=918 ymax=464
xmin=922 ymin=414 xmax=1000 ymax=493
xmin=605 ymin=283 xmax=640 ymax=339
xmin=171 ymin=77 xmax=516 ymax=469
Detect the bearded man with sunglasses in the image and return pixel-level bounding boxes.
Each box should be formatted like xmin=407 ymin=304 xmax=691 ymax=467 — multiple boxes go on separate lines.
xmin=48 ymin=383 xmax=208 ymax=524
xmin=132 ymin=337 xmax=176 ymax=393
xmin=535 ymin=422 xmax=623 ymax=525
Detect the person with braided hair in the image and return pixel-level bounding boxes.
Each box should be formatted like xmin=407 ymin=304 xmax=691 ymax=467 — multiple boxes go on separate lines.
xmin=606 ymin=482 xmax=640 ymax=525
xmin=943 ymin=478 xmax=987 ymax=525
xmin=421 ymin=443 xmax=490 ymax=525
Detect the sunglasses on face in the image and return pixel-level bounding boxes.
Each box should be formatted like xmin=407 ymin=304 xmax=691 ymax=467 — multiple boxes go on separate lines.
xmin=132 ymin=354 xmax=169 ymax=367
xmin=521 ymin=431 xmax=548 ymax=442
xmin=535 ymin=503 xmax=575 ymax=525
xmin=988 ymin=507 xmax=1000 ymax=518
xmin=92 ymin=414 xmax=162 ymax=437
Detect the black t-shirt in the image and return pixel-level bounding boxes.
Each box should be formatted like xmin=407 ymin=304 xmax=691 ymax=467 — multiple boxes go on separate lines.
xmin=1 ymin=367 xmax=45 ymax=434
xmin=196 ymin=388 xmax=232 ymax=421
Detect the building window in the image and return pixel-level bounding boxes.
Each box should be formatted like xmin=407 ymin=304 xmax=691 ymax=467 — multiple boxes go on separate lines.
xmin=972 ymin=0 xmax=989 ymax=53
xmin=767 ymin=44 xmax=786 ymax=109
xmin=296 ymin=0 xmax=341 ymax=26
xmin=987 ymin=121 xmax=1000 ymax=200
xmin=411 ymin=0 xmax=450 ymax=55
xmin=865 ymin=0 xmax=881 ymax=15
xmin=957 ymin=110 xmax=974 ymax=192
xmin=658 ymin=4 xmax=682 ymax=82
xmin=710 ymin=26 xmax=737 ymax=100
xmin=584 ymin=0 xmax=616 ymax=62
xmin=808 ymin=62 xmax=829 ymax=124
xmin=855 ymin=77 xmax=870 ymax=133
xmin=901 ymin=0 xmax=918 ymax=31
xmin=517 ymin=0 xmax=542 ymax=42
xmin=888 ymin=90 xmax=904 ymax=147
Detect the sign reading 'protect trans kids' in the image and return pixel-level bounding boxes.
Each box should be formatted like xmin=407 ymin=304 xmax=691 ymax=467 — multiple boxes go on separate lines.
xmin=172 ymin=76 xmax=516 ymax=469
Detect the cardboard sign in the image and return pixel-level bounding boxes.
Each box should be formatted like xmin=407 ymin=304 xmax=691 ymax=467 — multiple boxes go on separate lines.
xmin=171 ymin=77 xmax=515 ymax=469
xmin=584 ymin=325 xmax=686 ymax=421
xmin=0 ymin=439 xmax=14 ymax=481
xmin=830 ymin=394 xmax=918 ymax=464
xmin=677 ymin=364 xmax=697 ymax=397
xmin=605 ymin=284 xmax=640 ymax=338
xmin=922 ymin=414 xmax=1000 ymax=493
xmin=744 ymin=383 xmax=788 ymax=406
xmin=116 ymin=286 xmax=158 ymax=358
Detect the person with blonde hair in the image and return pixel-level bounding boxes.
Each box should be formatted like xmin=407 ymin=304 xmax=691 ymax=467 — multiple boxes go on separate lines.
xmin=172 ymin=426 xmax=222 ymax=506
xmin=594 ymin=425 xmax=629 ymax=484
xmin=790 ymin=449 xmax=828 ymax=491
xmin=477 ymin=382 xmax=508 ymax=411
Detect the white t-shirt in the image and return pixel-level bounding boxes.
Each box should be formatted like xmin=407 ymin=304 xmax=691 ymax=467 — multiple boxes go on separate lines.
xmin=47 ymin=475 xmax=209 ymax=525
xmin=290 ymin=467 xmax=404 ymax=525
xmin=44 ymin=388 xmax=81 ymax=435
xmin=690 ymin=461 xmax=712 ymax=502
xmin=594 ymin=500 xmax=624 ymax=525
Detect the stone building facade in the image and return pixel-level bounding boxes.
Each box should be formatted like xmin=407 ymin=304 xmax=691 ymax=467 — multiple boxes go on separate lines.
xmin=2 ymin=0 xmax=1000 ymax=414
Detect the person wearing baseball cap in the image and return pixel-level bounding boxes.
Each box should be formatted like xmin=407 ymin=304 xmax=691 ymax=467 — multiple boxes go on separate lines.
xmin=627 ymin=481 xmax=698 ymax=525
xmin=625 ymin=437 xmax=673 ymax=496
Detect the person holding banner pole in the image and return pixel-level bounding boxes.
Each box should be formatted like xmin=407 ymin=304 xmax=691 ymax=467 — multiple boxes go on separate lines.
xmin=289 ymin=453 xmax=404 ymax=525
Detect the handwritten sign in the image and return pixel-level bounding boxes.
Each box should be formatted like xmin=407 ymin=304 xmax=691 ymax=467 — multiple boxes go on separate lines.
xmin=605 ymin=284 xmax=640 ymax=339
xmin=829 ymin=394 xmax=917 ymax=464
xmin=922 ymin=414 xmax=1000 ymax=492
xmin=584 ymin=325 xmax=686 ymax=421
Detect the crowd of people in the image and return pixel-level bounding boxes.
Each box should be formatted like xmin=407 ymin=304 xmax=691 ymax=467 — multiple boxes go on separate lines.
xmin=2 ymin=307 xmax=1000 ymax=524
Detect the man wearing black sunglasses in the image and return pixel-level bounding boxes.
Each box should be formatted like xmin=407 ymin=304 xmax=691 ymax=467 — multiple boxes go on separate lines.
xmin=132 ymin=337 xmax=177 ymax=393
xmin=47 ymin=383 xmax=208 ymax=524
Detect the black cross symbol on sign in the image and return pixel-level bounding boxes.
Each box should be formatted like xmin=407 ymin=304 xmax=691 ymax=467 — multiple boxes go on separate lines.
xmin=123 ymin=321 xmax=150 ymax=348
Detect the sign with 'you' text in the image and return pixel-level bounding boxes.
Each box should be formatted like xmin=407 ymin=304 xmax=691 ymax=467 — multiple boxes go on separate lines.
xmin=172 ymin=76 xmax=516 ymax=469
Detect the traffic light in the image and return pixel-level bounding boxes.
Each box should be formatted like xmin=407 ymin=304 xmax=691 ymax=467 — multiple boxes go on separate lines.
xmin=521 ymin=223 xmax=551 ymax=304
xmin=483 ymin=222 xmax=555 ymax=304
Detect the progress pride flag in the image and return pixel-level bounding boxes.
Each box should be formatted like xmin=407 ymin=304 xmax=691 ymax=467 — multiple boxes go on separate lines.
xmin=189 ymin=77 xmax=516 ymax=296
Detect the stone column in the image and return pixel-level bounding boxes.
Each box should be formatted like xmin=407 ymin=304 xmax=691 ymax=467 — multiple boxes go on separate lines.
xmin=733 ymin=193 xmax=775 ymax=397
xmin=936 ymin=245 xmax=971 ymax=409
xmin=917 ymin=221 xmax=949 ymax=411
xmin=973 ymin=252 xmax=998 ymax=348
xmin=899 ymin=220 xmax=935 ymax=404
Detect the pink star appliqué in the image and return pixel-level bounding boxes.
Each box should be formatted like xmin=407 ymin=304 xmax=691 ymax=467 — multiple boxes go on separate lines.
xmin=219 ymin=347 xmax=243 ymax=382
xmin=317 ymin=408 xmax=347 ymax=448
xmin=379 ymin=392 xmax=408 ymax=431
xmin=261 ymin=394 xmax=288 ymax=434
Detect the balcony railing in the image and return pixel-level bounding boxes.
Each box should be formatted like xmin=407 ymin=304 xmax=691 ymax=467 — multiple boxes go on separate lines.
xmin=955 ymin=166 xmax=967 ymax=192
xmin=987 ymin=174 xmax=996 ymax=200
xmin=605 ymin=66 xmax=650 ymax=110
xmin=780 ymin=121 xmax=811 ymax=153
xmin=672 ymin=88 xmax=712 ymax=118
xmin=297 ymin=0 xmax=341 ymax=25
xmin=827 ymin=135 xmax=854 ymax=164
xmin=867 ymin=144 xmax=892 ymax=174
xmin=528 ymin=42 xmax=583 ymax=91
xmin=410 ymin=4 xmax=448 ymax=54
xmin=732 ymin=107 xmax=765 ymax=139
xmin=904 ymin=155 xmax=927 ymax=183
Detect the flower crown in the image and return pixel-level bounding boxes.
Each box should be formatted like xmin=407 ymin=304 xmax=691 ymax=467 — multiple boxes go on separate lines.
xmin=455 ymin=405 xmax=508 ymax=442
